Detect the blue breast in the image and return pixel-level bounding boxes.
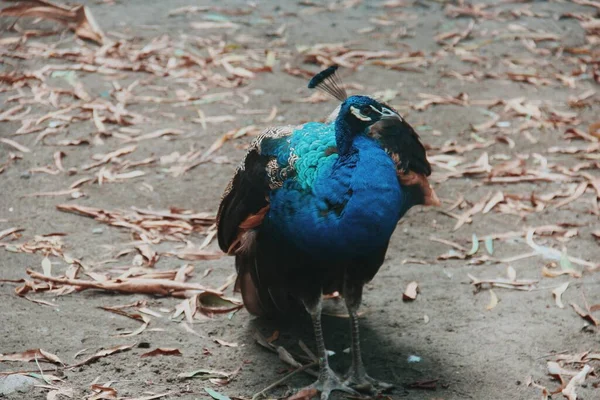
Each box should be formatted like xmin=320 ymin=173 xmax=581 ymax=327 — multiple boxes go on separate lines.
xmin=264 ymin=123 xmax=407 ymax=259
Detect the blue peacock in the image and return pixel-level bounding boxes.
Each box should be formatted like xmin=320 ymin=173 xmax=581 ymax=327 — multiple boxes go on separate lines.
xmin=217 ymin=66 xmax=439 ymax=399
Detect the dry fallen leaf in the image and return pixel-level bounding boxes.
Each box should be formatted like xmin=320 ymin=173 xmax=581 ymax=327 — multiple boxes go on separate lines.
xmin=286 ymin=388 xmax=318 ymax=400
xmin=197 ymin=292 xmax=243 ymax=315
xmin=140 ymin=348 xmax=182 ymax=358
xmin=571 ymin=303 xmax=599 ymax=327
xmin=402 ymin=281 xmax=419 ymax=301
xmin=214 ymin=338 xmax=238 ymax=348
xmin=486 ymin=289 xmax=499 ymax=310
xmin=562 ymin=364 xmax=593 ymax=400
xmin=552 ymin=282 xmax=569 ymax=309
xmin=0 ymin=138 xmax=31 ymax=153
xmin=0 ymin=348 xmax=63 ymax=364
xmin=0 ymin=0 xmax=106 ymax=44
xmin=67 ymin=344 xmax=134 ymax=369
xmin=89 ymin=384 xmax=117 ymax=400
xmin=26 ymin=269 xmax=222 ymax=297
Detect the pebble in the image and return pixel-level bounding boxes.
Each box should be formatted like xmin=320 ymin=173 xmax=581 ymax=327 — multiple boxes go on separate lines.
xmin=0 ymin=375 xmax=38 ymax=395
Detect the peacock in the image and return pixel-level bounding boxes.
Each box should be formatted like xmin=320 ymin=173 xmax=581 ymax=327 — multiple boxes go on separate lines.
xmin=217 ymin=66 xmax=439 ymax=399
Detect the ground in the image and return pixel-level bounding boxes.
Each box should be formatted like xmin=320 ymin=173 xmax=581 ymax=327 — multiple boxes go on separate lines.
xmin=1 ymin=0 xmax=599 ymax=399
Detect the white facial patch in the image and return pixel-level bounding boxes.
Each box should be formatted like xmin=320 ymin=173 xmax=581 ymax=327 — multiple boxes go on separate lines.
xmin=371 ymin=105 xmax=401 ymax=120
xmin=350 ymin=106 xmax=372 ymax=121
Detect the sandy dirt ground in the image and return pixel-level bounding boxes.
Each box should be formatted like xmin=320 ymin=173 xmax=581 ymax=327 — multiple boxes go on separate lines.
xmin=1 ymin=0 xmax=599 ymax=399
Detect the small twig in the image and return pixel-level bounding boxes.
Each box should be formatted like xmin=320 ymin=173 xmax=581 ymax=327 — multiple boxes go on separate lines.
xmin=298 ymin=340 xmax=318 ymax=362
xmin=252 ymin=361 xmax=318 ymax=400
xmin=34 ymin=355 xmax=51 ymax=384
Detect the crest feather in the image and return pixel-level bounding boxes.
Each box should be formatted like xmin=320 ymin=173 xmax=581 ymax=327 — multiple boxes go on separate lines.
xmin=307 ymin=65 xmax=347 ymax=102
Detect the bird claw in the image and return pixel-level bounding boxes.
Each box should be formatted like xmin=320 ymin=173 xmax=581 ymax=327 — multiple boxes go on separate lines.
xmin=299 ymin=367 xmax=359 ymax=400
xmin=344 ymin=369 xmax=394 ymax=394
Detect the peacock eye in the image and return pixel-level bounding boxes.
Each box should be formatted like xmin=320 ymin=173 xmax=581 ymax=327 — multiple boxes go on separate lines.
xmin=361 ymin=106 xmax=374 ymax=115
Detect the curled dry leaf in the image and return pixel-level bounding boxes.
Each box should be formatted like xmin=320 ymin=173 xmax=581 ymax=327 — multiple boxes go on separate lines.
xmin=0 ymin=227 xmax=23 ymax=241
xmin=525 ymin=376 xmax=549 ymax=400
xmin=562 ymin=364 xmax=593 ymax=400
xmin=402 ymin=281 xmax=419 ymax=301
xmin=0 ymin=138 xmax=31 ymax=153
xmin=571 ymin=303 xmax=599 ymax=327
xmin=89 ymin=384 xmax=117 ymax=400
xmin=0 ymin=0 xmax=106 ymax=44
xmin=486 ymin=289 xmax=499 ymax=311
xmin=552 ymin=282 xmax=569 ymax=309
xmin=140 ymin=348 xmax=182 ymax=358
xmin=197 ymin=292 xmax=243 ymax=315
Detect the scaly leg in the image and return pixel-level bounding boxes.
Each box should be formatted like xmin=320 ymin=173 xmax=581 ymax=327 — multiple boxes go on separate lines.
xmin=299 ymin=296 xmax=358 ymax=400
xmin=343 ymin=280 xmax=393 ymax=393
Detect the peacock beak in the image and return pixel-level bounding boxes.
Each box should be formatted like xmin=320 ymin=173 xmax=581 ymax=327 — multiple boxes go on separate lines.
xmin=379 ymin=106 xmax=400 ymax=120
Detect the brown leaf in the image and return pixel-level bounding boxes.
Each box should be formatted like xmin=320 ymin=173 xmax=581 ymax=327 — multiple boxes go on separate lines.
xmin=589 ymin=121 xmax=600 ymax=139
xmin=0 ymin=0 xmax=105 ymax=44
xmin=140 ymin=348 xmax=182 ymax=358
xmin=0 ymin=138 xmax=31 ymax=153
xmin=0 ymin=227 xmax=23 ymax=241
xmin=197 ymin=292 xmax=243 ymax=315
xmin=406 ymin=379 xmax=438 ymax=390
xmin=0 ymin=348 xmax=63 ymax=364
xmin=571 ymin=303 xmax=599 ymax=326
xmin=67 ymin=344 xmax=134 ymax=369
xmin=89 ymin=384 xmax=117 ymax=400
xmin=286 ymin=388 xmax=318 ymax=400
xmin=27 ymin=269 xmax=222 ymax=297
xmin=266 ymin=330 xmax=280 ymax=344
xmin=136 ymin=244 xmax=159 ymax=267
xmin=402 ymin=281 xmax=419 ymax=301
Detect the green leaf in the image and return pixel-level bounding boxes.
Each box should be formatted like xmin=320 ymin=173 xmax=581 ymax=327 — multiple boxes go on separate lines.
xmin=484 ymin=237 xmax=494 ymax=255
xmin=204 ymin=388 xmax=231 ymax=400
xmin=559 ymin=249 xmax=575 ymax=272
xmin=203 ymin=14 xmax=230 ymax=22
xmin=467 ymin=234 xmax=479 ymax=256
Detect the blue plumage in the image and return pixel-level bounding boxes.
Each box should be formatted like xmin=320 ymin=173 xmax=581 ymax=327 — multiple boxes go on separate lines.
xmin=217 ymin=80 xmax=437 ymax=399
xmin=265 ymin=124 xmax=403 ymax=258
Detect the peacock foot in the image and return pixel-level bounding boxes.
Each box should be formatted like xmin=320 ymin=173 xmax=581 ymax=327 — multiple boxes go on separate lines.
xmin=344 ymin=368 xmax=394 ymax=394
xmin=299 ymin=366 xmax=359 ymax=400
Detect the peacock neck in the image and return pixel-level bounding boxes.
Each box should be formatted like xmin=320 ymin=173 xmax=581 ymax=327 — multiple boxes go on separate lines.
xmin=334 ymin=116 xmax=365 ymax=156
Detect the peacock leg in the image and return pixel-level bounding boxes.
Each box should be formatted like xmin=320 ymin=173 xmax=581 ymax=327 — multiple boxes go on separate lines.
xmin=300 ymin=296 xmax=358 ymax=400
xmin=343 ymin=280 xmax=394 ymax=393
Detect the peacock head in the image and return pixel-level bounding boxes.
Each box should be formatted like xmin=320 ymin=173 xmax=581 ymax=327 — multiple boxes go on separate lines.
xmin=307 ymin=65 xmax=401 ymax=153
xmin=339 ymin=95 xmax=397 ymax=130
xmin=333 ymin=96 xmax=399 ymax=154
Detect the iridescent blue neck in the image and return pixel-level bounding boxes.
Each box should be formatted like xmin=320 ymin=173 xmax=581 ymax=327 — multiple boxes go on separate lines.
xmin=334 ymin=114 xmax=367 ymax=155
